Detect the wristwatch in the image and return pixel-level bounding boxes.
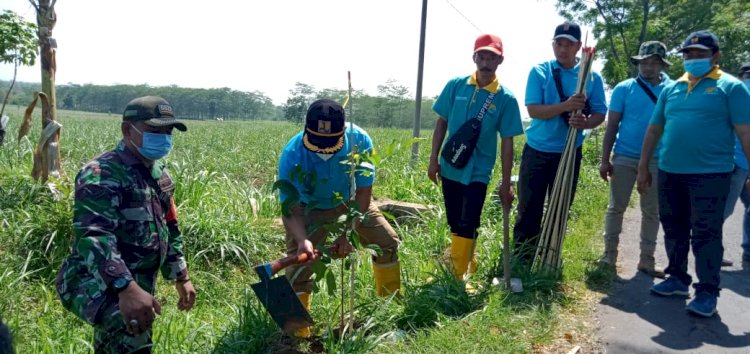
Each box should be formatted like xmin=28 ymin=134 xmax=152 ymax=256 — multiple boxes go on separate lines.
xmin=112 ymin=275 xmax=133 ymax=294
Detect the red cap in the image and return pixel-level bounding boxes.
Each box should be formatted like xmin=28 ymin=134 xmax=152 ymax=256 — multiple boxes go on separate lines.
xmin=474 ymin=34 xmax=503 ymax=56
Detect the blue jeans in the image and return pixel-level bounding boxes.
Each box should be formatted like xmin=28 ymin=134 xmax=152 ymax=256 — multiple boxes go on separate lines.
xmin=722 ymin=165 xmax=750 ymax=255
xmin=513 ymin=144 xmax=583 ymax=261
xmin=659 ymin=170 xmax=731 ymax=295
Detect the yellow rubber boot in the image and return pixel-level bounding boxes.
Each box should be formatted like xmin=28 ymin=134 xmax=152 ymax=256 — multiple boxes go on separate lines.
xmin=468 ymin=251 xmax=478 ymax=274
xmin=450 ymin=235 xmax=474 ymax=280
xmin=293 ymin=292 xmax=312 ymax=338
xmin=373 ymin=261 xmax=401 ymax=296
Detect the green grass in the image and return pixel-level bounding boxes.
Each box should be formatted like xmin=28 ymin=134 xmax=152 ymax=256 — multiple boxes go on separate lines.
xmin=0 ymin=108 xmax=610 ymax=353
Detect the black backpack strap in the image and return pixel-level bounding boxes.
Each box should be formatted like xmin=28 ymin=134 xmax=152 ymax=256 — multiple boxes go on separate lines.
xmin=635 ymin=77 xmax=658 ymax=104
xmin=552 ymin=68 xmax=567 ymax=102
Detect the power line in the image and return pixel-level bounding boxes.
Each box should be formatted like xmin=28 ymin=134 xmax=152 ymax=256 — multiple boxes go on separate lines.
xmin=444 ymin=0 xmax=483 ymax=34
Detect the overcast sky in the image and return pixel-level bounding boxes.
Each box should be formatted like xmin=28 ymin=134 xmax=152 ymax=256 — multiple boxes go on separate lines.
xmin=1 ymin=0 xmax=600 ymax=106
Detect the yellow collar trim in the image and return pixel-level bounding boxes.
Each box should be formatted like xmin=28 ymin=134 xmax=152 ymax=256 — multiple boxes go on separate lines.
xmin=677 ymin=67 xmax=723 ymax=83
xmin=677 ymin=67 xmax=722 ymax=93
xmin=468 ymin=72 xmax=500 ymax=93
xmin=303 ymin=134 xmax=344 ymax=154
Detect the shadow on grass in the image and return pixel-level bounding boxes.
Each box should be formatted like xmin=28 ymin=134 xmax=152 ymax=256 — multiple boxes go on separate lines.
xmin=396 ymin=264 xmax=486 ymax=330
xmin=584 ymin=261 xmax=618 ymax=294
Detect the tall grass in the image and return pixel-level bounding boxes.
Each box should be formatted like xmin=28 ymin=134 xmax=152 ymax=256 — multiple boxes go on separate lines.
xmin=0 ymin=108 xmax=609 ymax=353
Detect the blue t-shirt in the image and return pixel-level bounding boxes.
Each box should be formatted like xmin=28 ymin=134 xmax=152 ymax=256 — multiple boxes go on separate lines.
xmin=433 ymin=73 xmax=525 ymax=185
xmin=610 ymin=73 xmax=672 ymax=159
xmin=524 ymin=59 xmax=608 ymax=153
xmin=734 ymin=136 xmax=748 ymax=170
xmin=278 ymin=123 xmax=375 ymax=209
xmin=650 ymin=68 xmax=750 ymax=173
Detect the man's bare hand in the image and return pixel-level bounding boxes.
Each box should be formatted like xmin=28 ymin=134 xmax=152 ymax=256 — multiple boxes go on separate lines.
xmin=296 ymin=239 xmax=319 ymax=264
xmin=636 ymin=167 xmax=652 ymax=195
xmin=119 ymin=282 xmax=161 ymax=335
xmin=175 ymin=280 xmax=196 ymax=311
xmin=331 ymin=234 xmax=353 ymax=258
xmin=564 ymin=93 xmax=586 ymax=112
xmin=496 ymin=182 xmax=514 ymax=209
xmin=599 ymin=159 xmax=613 ymax=182
xmin=428 ymin=158 xmax=441 ymax=185
xmin=568 ymin=113 xmax=588 ymax=130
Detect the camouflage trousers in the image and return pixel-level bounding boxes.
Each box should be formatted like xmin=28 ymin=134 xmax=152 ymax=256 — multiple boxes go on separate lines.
xmin=56 ymin=267 xmax=157 ymax=354
xmin=285 ymin=202 xmax=401 ymax=293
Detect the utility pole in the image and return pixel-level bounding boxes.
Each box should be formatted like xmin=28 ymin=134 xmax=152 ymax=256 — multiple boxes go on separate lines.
xmin=411 ymin=0 xmax=427 ymax=164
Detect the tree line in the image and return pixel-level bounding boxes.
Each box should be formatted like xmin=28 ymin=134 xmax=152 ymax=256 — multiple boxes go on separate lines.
xmin=556 ymin=0 xmax=750 ymax=88
xmin=0 ymin=79 xmax=438 ymax=129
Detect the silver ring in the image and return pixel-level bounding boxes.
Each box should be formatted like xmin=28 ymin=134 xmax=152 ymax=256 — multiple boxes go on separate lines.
xmin=129 ymin=319 xmax=138 ymax=327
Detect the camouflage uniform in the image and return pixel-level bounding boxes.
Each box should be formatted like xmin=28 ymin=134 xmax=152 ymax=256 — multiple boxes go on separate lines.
xmin=56 ymin=141 xmax=188 ymax=354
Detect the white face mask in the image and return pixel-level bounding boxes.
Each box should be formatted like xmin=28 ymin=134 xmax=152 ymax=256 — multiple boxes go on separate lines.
xmin=316 ymin=153 xmax=334 ymax=161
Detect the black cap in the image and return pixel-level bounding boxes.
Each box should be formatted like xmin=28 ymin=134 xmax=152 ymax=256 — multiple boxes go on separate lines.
xmin=678 ymin=30 xmax=720 ymax=53
xmin=302 ymin=99 xmax=345 ymax=154
xmin=122 ymin=96 xmax=187 ymax=131
xmin=739 ymin=62 xmax=750 ymax=77
xmin=553 ymin=21 xmax=581 ymax=42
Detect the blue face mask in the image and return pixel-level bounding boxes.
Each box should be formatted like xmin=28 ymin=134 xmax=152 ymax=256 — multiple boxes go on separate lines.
xmin=130 ymin=124 xmax=173 ymax=160
xmin=683 ymin=58 xmax=713 ymax=77
xmin=743 ymin=78 xmax=750 ymax=88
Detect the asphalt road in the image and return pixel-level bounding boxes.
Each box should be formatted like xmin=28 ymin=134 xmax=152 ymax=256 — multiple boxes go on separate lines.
xmin=595 ymin=200 xmax=750 ymax=353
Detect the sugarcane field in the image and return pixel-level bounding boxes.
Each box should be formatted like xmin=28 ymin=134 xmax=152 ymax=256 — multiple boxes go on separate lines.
xmin=3 ymin=1 xmax=750 ymax=353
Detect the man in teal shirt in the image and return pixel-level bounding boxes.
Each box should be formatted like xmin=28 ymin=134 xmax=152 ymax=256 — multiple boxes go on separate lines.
xmin=428 ymin=33 xmax=524 ymax=281
xmin=638 ymin=31 xmax=750 ymax=317
xmin=514 ymin=21 xmax=607 ymax=264
xmin=598 ymin=41 xmax=672 ymax=277
xmin=278 ymin=99 xmax=401 ymax=337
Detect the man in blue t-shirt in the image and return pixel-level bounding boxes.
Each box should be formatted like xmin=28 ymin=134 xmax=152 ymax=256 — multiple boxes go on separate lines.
xmin=598 ymin=41 xmax=672 ymax=278
xmin=722 ymin=63 xmax=750 ymax=266
xmin=277 ymin=99 xmax=401 ymax=337
xmin=428 ymin=33 xmax=524 ymax=281
xmin=514 ymin=21 xmax=607 ymax=264
xmin=637 ymin=31 xmax=750 ymax=318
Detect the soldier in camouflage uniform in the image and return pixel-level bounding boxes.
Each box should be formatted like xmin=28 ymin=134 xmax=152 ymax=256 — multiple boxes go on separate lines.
xmin=56 ymin=96 xmax=196 ymax=353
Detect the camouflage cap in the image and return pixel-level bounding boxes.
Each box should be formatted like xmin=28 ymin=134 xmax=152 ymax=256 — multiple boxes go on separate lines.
xmin=123 ymin=96 xmax=187 ymax=132
xmin=631 ymin=41 xmax=671 ymax=66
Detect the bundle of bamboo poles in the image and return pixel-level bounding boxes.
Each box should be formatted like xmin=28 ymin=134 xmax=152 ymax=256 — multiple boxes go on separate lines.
xmin=534 ymin=46 xmax=597 ymax=272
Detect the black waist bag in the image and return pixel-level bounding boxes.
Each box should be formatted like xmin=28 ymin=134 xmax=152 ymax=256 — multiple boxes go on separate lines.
xmin=441 ymin=93 xmax=495 ymax=169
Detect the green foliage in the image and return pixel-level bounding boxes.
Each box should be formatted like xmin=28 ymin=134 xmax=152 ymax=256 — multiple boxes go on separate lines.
xmin=556 ymin=0 xmax=750 ymax=87
xmin=0 ymin=111 xmax=612 ymax=353
xmin=283 ymin=82 xmax=317 ymax=123
xmin=0 ymin=10 xmax=37 ymax=67
xmin=213 ymin=292 xmax=278 ymax=353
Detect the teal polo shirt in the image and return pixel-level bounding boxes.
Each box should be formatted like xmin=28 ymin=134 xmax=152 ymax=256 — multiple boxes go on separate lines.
xmin=524 ymin=59 xmax=608 ymax=153
xmin=650 ymin=68 xmax=750 ymax=174
xmin=278 ymin=123 xmax=375 ymax=209
xmin=433 ymin=72 xmax=524 ymax=185
xmin=610 ymin=73 xmax=672 ymax=159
